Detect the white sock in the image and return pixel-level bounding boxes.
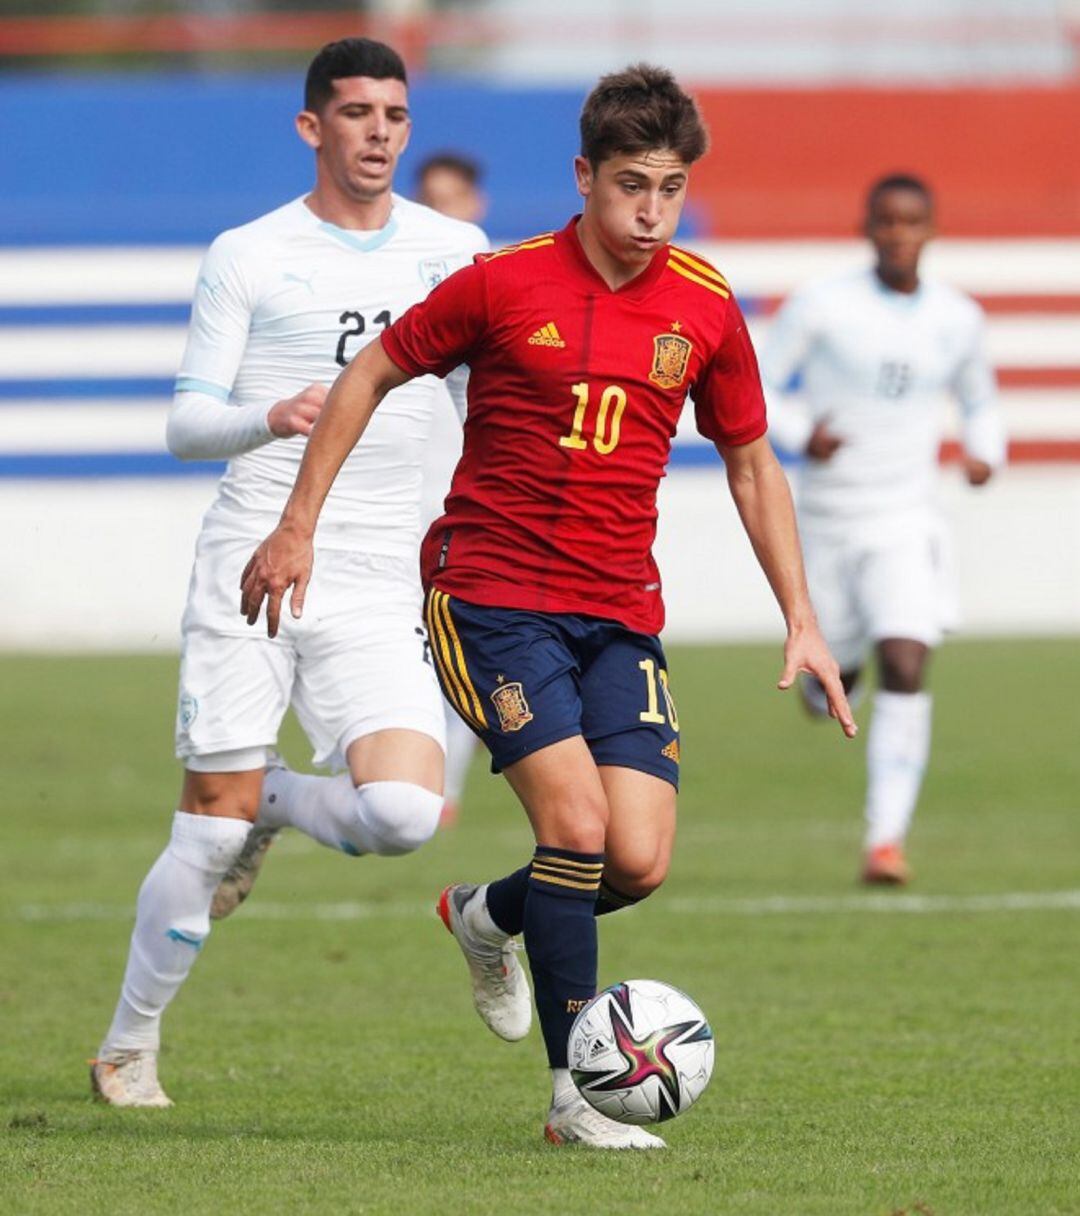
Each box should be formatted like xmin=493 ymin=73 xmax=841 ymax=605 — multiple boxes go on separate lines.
xmin=551 ymin=1067 xmax=577 ymax=1106
xmin=101 ymin=812 xmax=250 ymax=1053
xmin=865 ymin=691 xmax=932 ymax=848
xmin=443 ymin=704 xmax=478 ymax=806
xmin=259 ymin=769 xmax=356 ymax=850
xmin=259 ymin=769 xmax=441 ymax=857
xmin=464 ymin=883 xmax=509 ymax=943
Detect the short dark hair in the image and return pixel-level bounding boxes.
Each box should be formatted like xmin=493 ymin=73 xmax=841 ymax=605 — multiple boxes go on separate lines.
xmin=304 ymin=38 xmax=407 ymax=113
xmin=579 ymin=64 xmax=708 ymax=169
xmin=415 ymin=152 xmax=483 ymax=188
xmin=866 ymin=173 xmax=934 ymax=216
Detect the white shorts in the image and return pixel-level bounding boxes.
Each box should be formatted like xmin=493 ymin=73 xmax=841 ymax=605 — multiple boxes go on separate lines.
xmin=802 ymin=513 xmax=959 ymax=672
xmin=176 ymin=533 xmax=445 ymax=770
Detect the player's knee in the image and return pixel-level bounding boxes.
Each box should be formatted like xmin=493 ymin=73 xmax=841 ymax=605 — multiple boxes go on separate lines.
xmin=542 ymin=796 xmax=609 ymax=855
xmin=180 ymin=767 xmax=261 ymax=822
xmin=878 ymin=641 xmax=928 ymax=694
xmin=353 ymin=781 xmax=443 ymax=857
xmin=880 ymin=663 xmax=923 ymax=693
xmin=605 ymin=847 xmax=671 ymax=899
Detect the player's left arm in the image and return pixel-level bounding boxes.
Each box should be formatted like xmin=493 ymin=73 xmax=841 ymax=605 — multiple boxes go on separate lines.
xmin=953 ymin=308 xmax=1007 ymax=486
xmin=720 ymin=435 xmax=856 ymax=737
xmin=695 ymin=295 xmax=852 ymax=735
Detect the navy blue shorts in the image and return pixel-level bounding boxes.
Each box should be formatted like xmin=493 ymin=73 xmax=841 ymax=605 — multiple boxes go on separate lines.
xmin=423 ymin=590 xmax=680 ymax=788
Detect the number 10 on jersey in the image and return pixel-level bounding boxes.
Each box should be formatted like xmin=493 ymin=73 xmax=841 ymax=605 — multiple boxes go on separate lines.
xmin=560 ymin=383 xmax=627 ymax=455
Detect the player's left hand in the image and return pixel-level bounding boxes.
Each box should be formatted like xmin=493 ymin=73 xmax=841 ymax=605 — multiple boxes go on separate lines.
xmin=239 ymin=523 xmax=314 ymax=639
xmin=778 ymin=625 xmax=857 ymax=738
xmin=964 ymin=458 xmax=993 ymax=486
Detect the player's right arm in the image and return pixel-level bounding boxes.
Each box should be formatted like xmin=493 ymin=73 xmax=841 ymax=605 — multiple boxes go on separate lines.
xmin=166 ymin=234 xmax=328 ymax=460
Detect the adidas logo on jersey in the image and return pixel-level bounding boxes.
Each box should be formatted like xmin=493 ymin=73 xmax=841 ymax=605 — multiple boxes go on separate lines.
xmin=528 ymin=322 xmax=566 ymax=348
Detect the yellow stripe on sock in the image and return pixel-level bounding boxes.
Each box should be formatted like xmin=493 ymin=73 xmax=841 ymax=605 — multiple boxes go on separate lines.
xmin=530 ymin=869 xmax=602 ymax=892
xmin=534 ymin=855 xmax=605 ymax=873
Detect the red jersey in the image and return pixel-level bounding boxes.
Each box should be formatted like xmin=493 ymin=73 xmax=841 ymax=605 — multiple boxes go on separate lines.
xmin=381 ymin=217 xmax=767 ymax=635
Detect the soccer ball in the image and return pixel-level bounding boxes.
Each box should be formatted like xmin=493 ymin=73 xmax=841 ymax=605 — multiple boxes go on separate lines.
xmin=568 ymin=979 xmax=714 ymax=1125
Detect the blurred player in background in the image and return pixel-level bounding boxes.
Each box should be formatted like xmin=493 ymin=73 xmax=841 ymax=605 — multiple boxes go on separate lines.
xmin=240 ymin=64 xmax=855 ymax=1148
xmin=415 ymin=151 xmax=487 ymax=224
xmin=762 ymin=174 xmax=1006 ymax=885
xmin=414 ymin=153 xmax=489 ymax=825
xmin=90 ymin=38 xmax=486 ymax=1108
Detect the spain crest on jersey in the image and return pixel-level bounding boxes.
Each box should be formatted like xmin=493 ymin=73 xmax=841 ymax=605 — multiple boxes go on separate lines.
xmin=649 ymin=333 xmax=693 ymax=389
xmin=491 ymin=681 xmax=533 ymax=733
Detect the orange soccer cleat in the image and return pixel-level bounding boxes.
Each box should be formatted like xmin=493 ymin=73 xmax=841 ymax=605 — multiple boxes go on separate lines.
xmin=861 ymin=843 xmax=911 ymax=886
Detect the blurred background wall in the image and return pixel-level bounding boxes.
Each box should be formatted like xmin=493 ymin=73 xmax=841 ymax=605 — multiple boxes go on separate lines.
xmin=3 ymin=0 xmax=1079 ymax=647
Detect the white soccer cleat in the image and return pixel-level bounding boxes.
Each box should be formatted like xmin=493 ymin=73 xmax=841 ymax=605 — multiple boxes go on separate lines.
xmin=437 ymin=883 xmax=532 ymax=1042
xmin=90 ymin=1049 xmax=173 ymax=1109
xmin=544 ymin=1093 xmax=667 ymax=1149
xmin=209 ymin=824 xmax=280 ymax=920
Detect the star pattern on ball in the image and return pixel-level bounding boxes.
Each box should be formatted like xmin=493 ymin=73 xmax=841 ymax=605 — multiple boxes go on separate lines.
xmin=582 ymin=989 xmax=703 ymax=1118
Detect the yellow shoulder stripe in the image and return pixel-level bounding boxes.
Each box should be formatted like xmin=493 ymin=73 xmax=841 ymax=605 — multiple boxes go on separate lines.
xmin=668 ymin=246 xmax=731 ymax=291
xmin=485 ymin=233 xmax=556 ymax=261
xmin=667 ymin=258 xmax=731 ymax=298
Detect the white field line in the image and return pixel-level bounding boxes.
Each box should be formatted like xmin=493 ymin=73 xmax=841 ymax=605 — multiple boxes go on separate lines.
xmin=12 ymin=889 xmax=1080 ymax=925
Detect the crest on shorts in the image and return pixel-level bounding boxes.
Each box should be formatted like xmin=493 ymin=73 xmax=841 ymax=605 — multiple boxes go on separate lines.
xmin=649 ymin=333 xmax=693 ymax=389
xmin=491 ymin=681 xmax=533 ymax=733
xmin=419 ymin=258 xmax=450 ymax=289
xmin=178 ymin=692 xmax=198 ymax=729
xmin=661 ymin=738 xmax=680 ymax=764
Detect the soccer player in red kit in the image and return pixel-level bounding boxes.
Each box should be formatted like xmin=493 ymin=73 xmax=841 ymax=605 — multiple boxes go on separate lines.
xmin=241 ymin=64 xmax=855 ymax=1149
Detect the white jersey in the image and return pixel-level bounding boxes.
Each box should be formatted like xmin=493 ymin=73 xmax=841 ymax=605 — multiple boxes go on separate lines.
xmin=175 ymin=194 xmax=486 ymax=555
xmin=760 ymin=267 xmax=1005 ymax=526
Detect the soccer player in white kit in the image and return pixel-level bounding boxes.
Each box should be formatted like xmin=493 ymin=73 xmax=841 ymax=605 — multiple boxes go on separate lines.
xmin=90 ymin=39 xmax=486 ymax=1108
xmin=762 ymin=175 xmax=1006 ymax=885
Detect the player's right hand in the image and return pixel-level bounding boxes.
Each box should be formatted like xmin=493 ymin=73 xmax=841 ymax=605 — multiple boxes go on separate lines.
xmin=267 ymin=383 xmax=328 ymax=439
xmin=240 ymin=524 xmax=314 ymax=638
xmin=806 ymin=420 xmax=843 ymax=461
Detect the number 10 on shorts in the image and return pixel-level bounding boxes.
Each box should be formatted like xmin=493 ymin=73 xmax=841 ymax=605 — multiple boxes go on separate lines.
xmin=638 ymin=658 xmax=679 ymax=729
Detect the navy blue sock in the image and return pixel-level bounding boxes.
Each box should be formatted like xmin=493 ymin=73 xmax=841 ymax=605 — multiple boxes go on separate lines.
xmin=488 ymin=868 xmax=642 ymax=933
xmin=523 ymin=846 xmax=603 ymax=1068
xmin=594 ymin=877 xmax=643 ymax=917
xmin=485 ymin=864 xmax=530 ymax=936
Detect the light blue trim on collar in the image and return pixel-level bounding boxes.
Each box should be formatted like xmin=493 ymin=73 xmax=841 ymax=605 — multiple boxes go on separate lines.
xmin=318 ymin=215 xmax=399 ymax=253
xmin=175 ymin=376 xmax=230 ymax=401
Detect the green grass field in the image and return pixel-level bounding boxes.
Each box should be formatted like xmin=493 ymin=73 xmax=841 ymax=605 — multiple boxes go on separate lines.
xmin=2 ymin=641 xmax=1077 ymax=1215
